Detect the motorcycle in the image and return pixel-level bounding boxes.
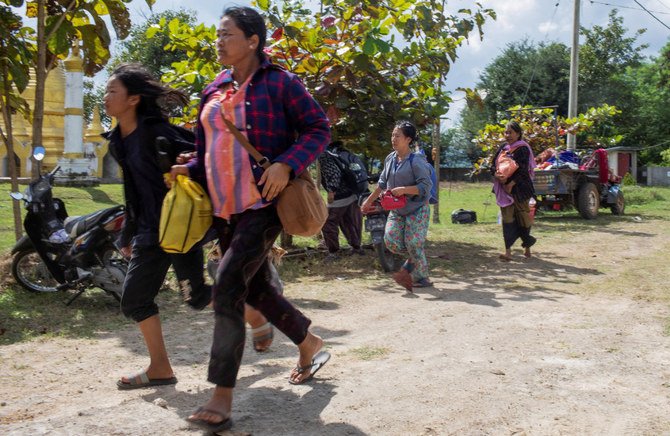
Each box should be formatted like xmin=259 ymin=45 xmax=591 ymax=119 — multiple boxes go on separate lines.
xmin=360 ymin=174 xmax=396 ymax=272
xmin=10 ymin=147 xmax=127 ymax=305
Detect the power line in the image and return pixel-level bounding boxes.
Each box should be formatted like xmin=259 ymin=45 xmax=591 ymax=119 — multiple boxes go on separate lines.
xmin=589 ymin=0 xmax=670 ymax=15
xmin=632 ymin=0 xmax=670 ymax=29
xmin=653 ymin=0 xmax=670 ymax=12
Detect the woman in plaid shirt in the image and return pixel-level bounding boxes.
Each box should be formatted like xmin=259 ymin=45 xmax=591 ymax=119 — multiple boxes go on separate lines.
xmin=170 ymin=6 xmax=331 ymax=432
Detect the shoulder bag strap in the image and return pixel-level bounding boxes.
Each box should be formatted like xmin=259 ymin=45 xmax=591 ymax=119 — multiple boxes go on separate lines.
xmin=219 ymin=104 xmax=271 ymax=170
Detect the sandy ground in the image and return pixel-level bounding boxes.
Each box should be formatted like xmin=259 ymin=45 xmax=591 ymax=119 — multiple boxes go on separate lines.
xmin=1 ymin=213 xmax=669 ymax=435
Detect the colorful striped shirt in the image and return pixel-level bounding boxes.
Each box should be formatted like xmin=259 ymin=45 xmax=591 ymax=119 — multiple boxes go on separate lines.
xmin=186 ymin=58 xmax=330 ymax=194
xmin=201 ymin=80 xmax=267 ymax=219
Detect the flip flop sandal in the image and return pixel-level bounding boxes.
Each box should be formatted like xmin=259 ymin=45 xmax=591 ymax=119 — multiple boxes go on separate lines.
xmin=186 ymin=407 xmax=233 ymax=433
xmin=116 ymin=369 xmax=177 ymax=390
xmin=251 ymin=322 xmax=274 ymax=352
xmin=288 ymin=350 xmax=331 ymax=385
xmin=412 ymin=278 xmax=434 ymax=287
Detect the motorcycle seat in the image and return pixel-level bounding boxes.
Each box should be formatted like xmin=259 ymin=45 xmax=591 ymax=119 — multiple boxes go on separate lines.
xmin=64 ymin=205 xmax=124 ymax=238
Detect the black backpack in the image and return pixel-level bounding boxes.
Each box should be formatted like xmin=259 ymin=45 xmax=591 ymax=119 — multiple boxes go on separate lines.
xmin=451 ymin=209 xmax=477 ymax=224
xmin=326 ymin=148 xmax=369 ymax=196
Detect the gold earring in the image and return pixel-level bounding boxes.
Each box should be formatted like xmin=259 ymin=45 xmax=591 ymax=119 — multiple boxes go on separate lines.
xmin=249 ymin=45 xmax=254 ymax=49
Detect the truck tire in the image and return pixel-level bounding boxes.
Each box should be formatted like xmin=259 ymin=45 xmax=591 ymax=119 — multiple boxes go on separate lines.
xmin=611 ymin=190 xmax=625 ymax=215
xmin=577 ymin=182 xmax=599 ymax=219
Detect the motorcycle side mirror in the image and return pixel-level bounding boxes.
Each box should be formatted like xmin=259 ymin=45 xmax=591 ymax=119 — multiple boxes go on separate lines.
xmin=33 ymin=146 xmax=46 ymax=161
xmin=10 ymin=192 xmax=24 ymax=201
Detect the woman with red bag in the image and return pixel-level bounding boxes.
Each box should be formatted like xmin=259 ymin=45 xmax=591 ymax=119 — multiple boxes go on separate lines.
xmin=361 ymin=121 xmax=433 ymax=292
xmin=491 ymin=121 xmax=537 ymax=260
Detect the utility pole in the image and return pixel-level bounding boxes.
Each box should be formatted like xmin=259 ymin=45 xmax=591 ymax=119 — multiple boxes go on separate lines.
xmin=567 ymin=0 xmax=580 ymax=151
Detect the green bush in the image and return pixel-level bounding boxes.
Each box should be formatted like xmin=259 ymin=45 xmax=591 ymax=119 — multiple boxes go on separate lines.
xmin=622 ymin=186 xmax=666 ymax=205
xmin=622 ymin=172 xmax=636 ymax=186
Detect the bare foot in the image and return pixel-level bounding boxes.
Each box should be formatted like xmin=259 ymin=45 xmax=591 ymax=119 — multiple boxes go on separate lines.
xmin=524 ymin=247 xmax=532 ymax=258
xmin=289 ymin=333 xmax=323 ymax=384
xmin=498 ymin=253 xmax=512 ymax=261
xmin=188 ymin=386 xmax=232 ymax=425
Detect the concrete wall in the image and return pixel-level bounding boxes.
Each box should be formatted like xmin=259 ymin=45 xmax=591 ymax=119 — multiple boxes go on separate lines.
xmin=640 ymin=167 xmax=670 ymax=186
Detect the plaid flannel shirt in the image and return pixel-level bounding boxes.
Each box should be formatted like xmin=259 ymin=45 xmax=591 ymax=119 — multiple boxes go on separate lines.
xmin=187 ymin=58 xmax=330 ymax=189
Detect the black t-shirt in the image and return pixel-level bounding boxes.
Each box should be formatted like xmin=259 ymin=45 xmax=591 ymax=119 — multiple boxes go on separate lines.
xmin=121 ymin=129 xmax=168 ymax=246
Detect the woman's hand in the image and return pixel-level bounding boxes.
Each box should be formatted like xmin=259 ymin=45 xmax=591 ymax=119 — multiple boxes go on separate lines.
xmin=166 ymin=164 xmax=189 ymax=188
xmin=504 ymin=180 xmax=515 ymax=194
xmin=494 ymin=173 xmax=507 ymax=183
xmin=390 ymin=187 xmax=406 ymax=197
xmin=120 ymin=245 xmax=132 ymax=259
xmin=360 ymin=198 xmax=373 ymax=214
xmin=176 ymin=151 xmax=196 ymax=164
xmin=258 ymin=162 xmax=292 ymax=201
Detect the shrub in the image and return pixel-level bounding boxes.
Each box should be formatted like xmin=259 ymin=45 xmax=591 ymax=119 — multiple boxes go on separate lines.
xmin=622 ymin=172 xmax=636 ymax=186
xmin=622 ymin=186 xmax=666 ymax=205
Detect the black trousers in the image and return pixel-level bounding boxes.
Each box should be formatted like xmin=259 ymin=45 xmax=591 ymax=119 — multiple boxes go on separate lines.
xmin=121 ymin=244 xmax=210 ymax=322
xmin=321 ymin=201 xmax=362 ymax=253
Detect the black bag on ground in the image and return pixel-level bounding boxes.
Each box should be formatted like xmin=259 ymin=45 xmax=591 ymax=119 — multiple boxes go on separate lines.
xmin=327 ymin=149 xmax=369 ymax=196
xmin=451 ymin=209 xmax=477 ymax=224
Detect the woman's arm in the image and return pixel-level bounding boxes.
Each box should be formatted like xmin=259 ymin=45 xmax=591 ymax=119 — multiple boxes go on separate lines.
xmin=361 ymin=186 xmax=383 ymax=214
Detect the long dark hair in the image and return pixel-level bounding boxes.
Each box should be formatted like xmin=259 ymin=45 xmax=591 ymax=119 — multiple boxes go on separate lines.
xmin=395 ymin=120 xmax=417 ymax=144
xmin=506 ymin=120 xmax=523 ymax=141
xmin=110 ymin=63 xmax=188 ymax=119
xmin=223 ymin=6 xmax=267 ymax=62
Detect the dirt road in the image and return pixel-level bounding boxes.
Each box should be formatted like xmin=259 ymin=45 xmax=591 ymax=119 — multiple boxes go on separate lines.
xmin=1 ymin=215 xmax=669 ymax=435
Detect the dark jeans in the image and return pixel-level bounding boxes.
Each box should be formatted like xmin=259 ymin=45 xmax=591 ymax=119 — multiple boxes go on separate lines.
xmin=208 ymin=206 xmax=312 ymax=387
xmin=322 ymin=201 xmax=362 ymax=253
xmin=121 ymin=244 xmax=210 ymax=322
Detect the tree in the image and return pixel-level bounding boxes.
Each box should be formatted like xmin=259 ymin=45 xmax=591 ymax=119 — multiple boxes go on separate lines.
xmin=109 ymin=8 xmax=198 ymax=79
xmin=577 ymin=9 xmax=648 ymax=147
xmin=628 ymin=41 xmax=670 ymax=165
xmin=0 ymin=4 xmax=32 ymax=240
xmin=460 ymin=39 xmax=570 ymax=135
xmin=472 ymin=104 xmax=621 ymax=173
xmin=153 ymin=0 xmax=495 ymax=163
xmin=3 ymin=0 xmax=155 ymax=176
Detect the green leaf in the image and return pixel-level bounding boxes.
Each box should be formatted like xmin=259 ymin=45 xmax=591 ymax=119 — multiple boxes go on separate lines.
xmin=362 ymin=37 xmax=376 ymax=56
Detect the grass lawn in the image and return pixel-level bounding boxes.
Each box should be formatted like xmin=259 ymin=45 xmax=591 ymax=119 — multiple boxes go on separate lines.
xmin=1 ymin=180 xmax=668 ymax=344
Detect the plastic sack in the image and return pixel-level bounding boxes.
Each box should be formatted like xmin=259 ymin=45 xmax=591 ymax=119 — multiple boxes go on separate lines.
xmin=495 ymin=150 xmax=519 ymax=180
xmin=159 ymin=174 xmax=212 ymax=253
xmin=380 ymin=189 xmax=407 ymax=210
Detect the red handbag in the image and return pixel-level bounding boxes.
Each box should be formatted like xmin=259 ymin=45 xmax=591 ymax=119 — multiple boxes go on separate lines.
xmin=380 ymin=190 xmax=406 ymax=210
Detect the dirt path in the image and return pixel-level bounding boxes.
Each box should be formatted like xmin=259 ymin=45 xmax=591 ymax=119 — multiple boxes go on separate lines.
xmin=1 ymin=216 xmax=669 ymax=435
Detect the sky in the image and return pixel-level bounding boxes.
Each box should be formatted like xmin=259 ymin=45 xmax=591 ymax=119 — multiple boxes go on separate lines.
xmin=127 ymin=0 xmax=669 ymax=129
xmin=19 ymin=0 xmax=670 ymax=128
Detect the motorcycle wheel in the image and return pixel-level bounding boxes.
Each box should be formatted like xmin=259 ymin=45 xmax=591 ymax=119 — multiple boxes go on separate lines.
xmin=374 ymin=242 xmax=395 ymax=273
xmin=11 ymin=248 xmax=60 ymax=293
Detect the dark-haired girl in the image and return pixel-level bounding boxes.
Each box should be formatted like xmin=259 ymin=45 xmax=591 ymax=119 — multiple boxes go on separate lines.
xmin=169 ymin=7 xmax=331 ymax=432
xmin=361 ymin=121 xmax=433 ymax=292
xmin=491 ymin=120 xmax=537 ymax=260
xmin=103 ymin=63 xmax=213 ymax=389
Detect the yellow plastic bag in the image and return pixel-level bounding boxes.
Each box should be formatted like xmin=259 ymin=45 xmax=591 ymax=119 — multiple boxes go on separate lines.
xmin=159 ymin=175 xmax=212 ymax=253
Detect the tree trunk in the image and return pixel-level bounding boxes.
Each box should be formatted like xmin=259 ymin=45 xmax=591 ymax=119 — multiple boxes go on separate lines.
xmin=1 ymin=57 xmax=23 ymax=241
xmin=432 ymin=119 xmax=440 ymax=223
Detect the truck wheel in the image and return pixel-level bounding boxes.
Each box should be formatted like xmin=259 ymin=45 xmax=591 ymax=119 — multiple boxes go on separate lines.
xmin=611 ymin=190 xmax=625 ymax=215
xmin=577 ymin=182 xmax=599 ymax=219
